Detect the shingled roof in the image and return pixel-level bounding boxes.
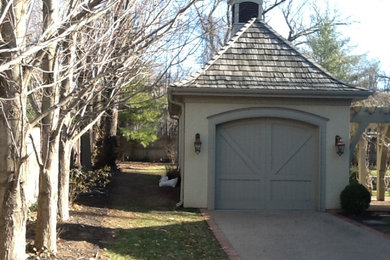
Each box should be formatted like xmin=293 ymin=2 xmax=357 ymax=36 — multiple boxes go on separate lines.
xmin=170 ymin=18 xmax=371 ymax=99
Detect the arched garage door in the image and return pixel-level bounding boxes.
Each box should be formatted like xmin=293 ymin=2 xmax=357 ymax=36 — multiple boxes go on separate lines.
xmin=215 ymin=118 xmax=319 ymax=210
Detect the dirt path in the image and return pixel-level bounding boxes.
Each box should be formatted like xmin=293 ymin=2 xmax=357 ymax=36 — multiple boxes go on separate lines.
xmin=51 ymin=163 xmax=179 ymax=259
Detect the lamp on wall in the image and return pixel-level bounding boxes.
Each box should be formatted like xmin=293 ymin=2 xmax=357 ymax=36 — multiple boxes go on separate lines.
xmin=194 ymin=133 xmax=202 ymax=154
xmin=335 ymin=135 xmax=345 ymax=156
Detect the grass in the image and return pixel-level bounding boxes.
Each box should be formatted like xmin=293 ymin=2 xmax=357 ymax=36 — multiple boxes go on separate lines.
xmin=118 ymin=162 xmax=168 ymax=175
xmin=369 ymin=170 xmax=390 ymax=176
xmin=104 ymin=162 xmax=227 ymax=260
xmin=105 ymin=210 xmax=226 ymax=260
xmin=370 ymin=190 xmax=390 ymax=197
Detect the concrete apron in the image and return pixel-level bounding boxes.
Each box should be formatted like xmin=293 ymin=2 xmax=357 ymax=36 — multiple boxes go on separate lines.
xmin=207 ymin=210 xmax=390 ymax=260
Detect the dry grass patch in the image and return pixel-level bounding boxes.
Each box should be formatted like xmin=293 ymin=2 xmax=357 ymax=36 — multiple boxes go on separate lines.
xmin=103 ymin=163 xmax=227 ymax=260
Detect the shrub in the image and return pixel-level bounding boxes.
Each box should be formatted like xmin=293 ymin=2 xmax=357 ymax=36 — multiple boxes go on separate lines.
xmin=27 ymin=202 xmax=38 ymax=222
xmin=165 ymin=164 xmax=180 ymax=180
xmin=26 ymin=243 xmax=55 ymax=259
xmin=69 ymin=166 xmax=112 ymax=204
xmin=340 ymin=182 xmax=371 ymax=215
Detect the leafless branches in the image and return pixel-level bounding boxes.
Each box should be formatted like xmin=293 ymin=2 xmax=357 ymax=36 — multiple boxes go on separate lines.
xmin=1 ymin=0 xmax=198 ymax=255
xmin=263 ymin=0 xmax=287 ymax=15
xmin=280 ymin=0 xmax=349 ymax=45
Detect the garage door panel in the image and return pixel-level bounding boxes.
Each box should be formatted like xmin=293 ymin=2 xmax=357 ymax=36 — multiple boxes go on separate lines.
xmin=219 ymin=120 xmax=267 ymax=171
xmin=217 ymin=150 xmax=255 ymax=178
xmin=270 ymin=180 xmax=314 ymax=209
xmin=217 ymin=134 xmax=259 ymax=177
xmin=218 ymin=130 xmax=260 ymax=176
xmin=219 ymin=175 xmax=264 ymax=181
xmin=271 ymin=137 xmax=316 ymax=178
xmin=216 ymin=180 xmax=265 ymax=210
xmin=215 ymin=118 xmax=318 ymax=210
xmin=270 ymin=122 xmax=315 ymax=175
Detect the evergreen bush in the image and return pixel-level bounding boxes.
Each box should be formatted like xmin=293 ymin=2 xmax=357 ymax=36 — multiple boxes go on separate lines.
xmin=340 ymin=182 xmax=371 ymax=215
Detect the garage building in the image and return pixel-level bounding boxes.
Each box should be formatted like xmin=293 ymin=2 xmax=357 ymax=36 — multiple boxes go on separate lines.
xmin=168 ymin=0 xmax=370 ymax=210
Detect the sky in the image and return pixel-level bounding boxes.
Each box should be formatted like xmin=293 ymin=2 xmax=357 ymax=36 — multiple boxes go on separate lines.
xmin=184 ymin=0 xmax=390 ymax=80
xmin=268 ymin=0 xmax=390 ymax=75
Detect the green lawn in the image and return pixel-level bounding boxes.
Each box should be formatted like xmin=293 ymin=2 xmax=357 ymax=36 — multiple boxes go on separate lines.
xmin=369 ymin=170 xmax=390 ymax=176
xmin=105 ymin=210 xmax=226 ymax=260
xmin=118 ymin=162 xmax=168 ymax=174
xmin=105 ymin=162 xmax=227 ymax=260
xmin=370 ymin=190 xmax=390 ymax=197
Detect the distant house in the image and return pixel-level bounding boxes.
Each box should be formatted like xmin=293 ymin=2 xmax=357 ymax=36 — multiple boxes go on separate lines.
xmin=168 ymin=0 xmax=371 ymax=210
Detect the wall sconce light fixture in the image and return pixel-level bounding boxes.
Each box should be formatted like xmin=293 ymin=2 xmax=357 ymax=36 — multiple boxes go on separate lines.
xmin=194 ymin=133 xmax=202 ymax=154
xmin=335 ymin=135 xmax=345 ymax=156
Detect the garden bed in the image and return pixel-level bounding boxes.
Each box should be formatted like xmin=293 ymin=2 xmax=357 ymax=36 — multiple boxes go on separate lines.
xmin=27 ymin=162 xmax=227 ymax=259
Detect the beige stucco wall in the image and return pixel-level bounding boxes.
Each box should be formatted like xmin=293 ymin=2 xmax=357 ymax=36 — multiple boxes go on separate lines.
xmin=180 ymin=96 xmax=351 ymax=210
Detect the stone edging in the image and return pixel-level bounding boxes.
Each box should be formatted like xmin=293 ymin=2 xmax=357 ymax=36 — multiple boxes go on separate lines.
xmin=200 ymin=209 xmax=241 ymax=260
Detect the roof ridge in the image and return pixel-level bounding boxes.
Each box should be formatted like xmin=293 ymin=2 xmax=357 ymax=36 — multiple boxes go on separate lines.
xmin=172 ymin=18 xmax=257 ymax=87
xmin=257 ymin=20 xmax=367 ymax=92
xmin=170 ymin=19 xmax=371 ymax=99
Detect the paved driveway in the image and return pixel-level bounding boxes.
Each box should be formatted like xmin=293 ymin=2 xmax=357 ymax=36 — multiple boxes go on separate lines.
xmin=208 ymin=211 xmax=390 ymax=260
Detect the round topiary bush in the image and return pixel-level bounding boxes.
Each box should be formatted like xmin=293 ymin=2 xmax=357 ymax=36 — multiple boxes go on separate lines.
xmin=340 ymin=183 xmax=371 ymax=215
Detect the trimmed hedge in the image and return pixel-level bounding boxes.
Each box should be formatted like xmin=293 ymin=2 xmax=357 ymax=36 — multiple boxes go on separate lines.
xmin=340 ymin=182 xmax=371 ymax=215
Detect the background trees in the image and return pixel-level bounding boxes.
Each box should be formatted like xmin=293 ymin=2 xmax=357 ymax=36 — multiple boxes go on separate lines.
xmin=306 ymin=16 xmax=359 ymax=82
xmin=306 ymin=13 xmax=380 ymax=89
xmin=119 ymin=92 xmax=165 ymax=147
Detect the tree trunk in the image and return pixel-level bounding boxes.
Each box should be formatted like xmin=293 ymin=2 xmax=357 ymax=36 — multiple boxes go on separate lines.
xmin=0 ymin=1 xmax=29 ymax=257
xmin=107 ymin=105 xmax=118 ymax=137
xmin=95 ymin=106 xmax=119 ymax=169
xmin=358 ymin=138 xmax=368 ymax=188
xmin=57 ymin=31 xmax=77 ymax=222
xmin=81 ymin=133 xmax=92 ymax=171
xmin=35 ymin=74 xmax=60 ymax=252
xmin=0 ymin=172 xmax=28 ymax=260
xmin=103 ymin=106 xmax=119 ymax=169
xmin=35 ymin=133 xmax=60 ymax=252
xmin=58 ymin=140 xmax=72 ymax=221
xmin=34 ymin=0 xmax=60 ymax=252
xmin=376 ymin=125 xmax=390 ymax=201
xmin=0 ymin=102 xmax=28 ymax=260
xmin=90 ymin=95 xmax=102 ymax=162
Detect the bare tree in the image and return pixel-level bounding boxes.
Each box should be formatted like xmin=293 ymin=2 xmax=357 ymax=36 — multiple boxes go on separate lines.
xmin=194 ymin=0 xmax=231 ymax=63
xmin=280 ymin=0 xmax=349 ymax=45
xmin=191 ymin=0 xmax=357 ymax=67
xmin=0 ymin=0 xmax=196 ymax=257
xmin=192 ymin=0 xmax=328 ymax=64
xmin=0 ymin=1 xmax=32 ymax=258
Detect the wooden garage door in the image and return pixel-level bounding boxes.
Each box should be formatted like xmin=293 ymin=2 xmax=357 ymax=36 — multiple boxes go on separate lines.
xmin=215 ymin=118 xmax=318 ymax=210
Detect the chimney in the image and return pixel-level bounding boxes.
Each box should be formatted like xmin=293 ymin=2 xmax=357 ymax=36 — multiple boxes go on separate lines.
xmin=230 ymin=0 xmax=263 ymax=35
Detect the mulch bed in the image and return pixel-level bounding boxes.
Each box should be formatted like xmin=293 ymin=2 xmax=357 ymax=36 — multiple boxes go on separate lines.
xmin=26 ymin=162 xmax=178 ymax=259
xmin=27 ymin=192 xmax=109 ymax=259
xmin=337 ymin=199 xmax=390 ymax=236
xmin=341 ymin=210 xmax=390 ymax=235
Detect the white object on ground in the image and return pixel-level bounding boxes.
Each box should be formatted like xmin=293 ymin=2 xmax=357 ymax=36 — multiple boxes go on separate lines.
xmin=159 ymin=175 xmax=178 ymax=187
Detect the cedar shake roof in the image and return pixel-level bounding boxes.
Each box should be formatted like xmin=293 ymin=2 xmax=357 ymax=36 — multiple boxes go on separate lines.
xmin=170 ymin=18 xmax=371 ymax=99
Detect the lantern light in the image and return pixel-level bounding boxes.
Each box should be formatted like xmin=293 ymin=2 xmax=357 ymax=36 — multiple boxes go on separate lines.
xmin=194 ymin=133 xmax=202 ymax=154
xmin=335 ymin=135 xmax=345 ymax=156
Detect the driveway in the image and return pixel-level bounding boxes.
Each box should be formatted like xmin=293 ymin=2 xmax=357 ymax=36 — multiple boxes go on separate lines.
xmin=208 ymin=211 xmax=390 ymax=260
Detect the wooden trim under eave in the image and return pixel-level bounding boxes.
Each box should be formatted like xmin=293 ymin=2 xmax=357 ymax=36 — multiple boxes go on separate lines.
xmin=168 ymin=87 xmax=372 ymax=101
